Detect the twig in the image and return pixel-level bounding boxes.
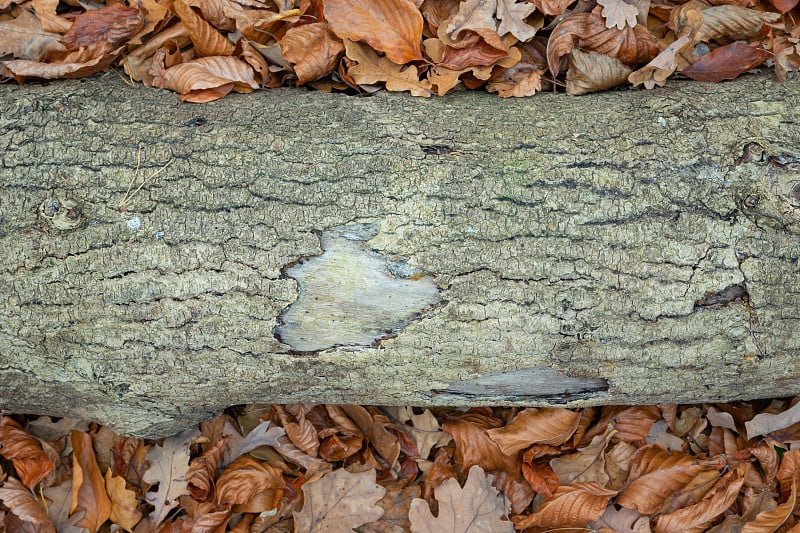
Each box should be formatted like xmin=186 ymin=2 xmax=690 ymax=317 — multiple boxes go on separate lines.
xmin=119 ymin=146 xmax=173 ymax=211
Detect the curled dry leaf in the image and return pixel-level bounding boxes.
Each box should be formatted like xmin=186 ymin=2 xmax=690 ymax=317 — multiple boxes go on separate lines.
xmin=409 ymin=465 xmax=514 ymax=533
xmin=104 ymin=469 xmax=142 ymax=532
xmin=0 ymin=418 xmax=55 ymax=490
xmin=345 ymin=39 xmax=433 ymax=97
xmin=186 ymin=435 xmax=232 ymax=502
xmin=629 ymin=34 xmax=694 ymax=88
xmin=654 ymin=462 xmax=749 ymax=533
xmin=740 ymin=475 xmax=796 ymax=532
xmin=324 ymin=0 xmax=425 ymax=64
xmin=746 ymin=400 xmax=800 ymax=440
xmin=174 ymin=0 xmax=236 ymax=57
xmin=695 ymin=5 xmax=781 ymax=42
xmin=152 ymin=54 xmax=260 ymax=103
xmin=487 ymin=408 xmax=581 ymax=455
xmin=567 ymin=48 xmax=633 ymax=94
xmin=33 ymin=0 xmax=73 ymax=33
xmin=60 ymin=3 xmax=145 ymax=50
xmin=776 ymin=448 xmax=800 ymax=500
xmin=550 ymin=425 xmax=616 ymax=485
xmin=0 ymin=46 xmax=124 ymax=82
xmin=70 ymin=430 xmax=112 ymax=533
xmin=281 ymin=22 xmax=345 ymax=85
xmin=446 ymin=0 xmax=499 ymax=40
xmin=547 ymin=12 xmax=660 ymax=75
xmin=513 ymin=482 xmax=618 ymax=530
xmin=487 ymin=39 xmax=548 ymax=97
xmin=215 ymin=456 xmax=284 ymax=506
xmin=0 ymin=476 xmax=53 ymax=529
xmin=293 ymin=468 xmax=386 ymax=533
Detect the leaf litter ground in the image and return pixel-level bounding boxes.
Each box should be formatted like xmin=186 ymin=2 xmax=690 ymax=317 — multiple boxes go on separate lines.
xmin=3 ymin=400 xmax=800 ymax=531
xmin=0 ymin=0 xmax=798 ymax=101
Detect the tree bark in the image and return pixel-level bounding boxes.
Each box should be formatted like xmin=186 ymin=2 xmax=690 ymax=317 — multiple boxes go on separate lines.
xmin=1 ymin=74 xmax=799 ymax=437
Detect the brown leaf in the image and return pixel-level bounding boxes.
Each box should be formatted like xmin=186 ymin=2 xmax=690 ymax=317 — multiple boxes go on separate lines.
xmin=445 ymin=0 xmax=498 ymax=39
xmin=533 ymin=0 xmax=576 ymax=15
xmin=740 ymin=475 xmax=795 ymax=532
xmin=695 ymin=5 xmax=781 ymax=42
xmin=522 ymin=461 xmax=560 ymax=497
xmin=1 ymin=46 xmax=123 ymax=82
xmin=70 ymin=431 xmax=112 ymax=533
xmin=0 ymin=418 xmax=55 ymax=490
xmin=513 ymin=482 xmax=618 ymax=530
xmin=629 ymin=34 xmax=694 ymax=88
xmin=383 ymin=407 xmax=452 ymax=460
xmin=104 ymin=469 xmax=142 ymax=532
xmin=591 ymin=504 xmax=652 ymax=533
xmin=174 ymin=0 xmax=236 ymax=57
xmin=497 ymin=0 xmax=539 ymax=41
xmin=215 ymin=456 xmax=283 ymax=506
xmin=151 ymin=54 xmax=260 ymax=102
xmin=598 ymin=0 xmax=640 ymax=29
xmin=324 ymin=0 xmax=424 ymax=64
xmin=617 ymin=444 xmax=718 ymax=514
xmin=768 ymin=0 xmax=799 ymax=13
xmin=280 ymin=22 xmax=344 ymax=85
xmin=681 ymin=42 xmax=770 ymax=82
xmin=438 ymin=28 xmax=513 ymax=69
xmin=488 ymin=408 xmax=581 ymax=455
xmin=366 ymin=485 xmax=420 ymax=532
xmin=141 ymin=429 xmax=196 ymax=527
xmin=746 ymin=400 xmax=800 ymax=440
xmin=0 ymin=10 xmax=65 ymax=61
xmin=186 ymin=435 xmax=231 ymax=502
xmin=654 ymin=462 xmax=749 ymax=533
xmin=409 ymin=465 xmax=514 ymax=533
xmin=487 ymin=39 xmax=548 ymax=96
xmin=61 ymin=3 xmax=144 ymax=50
xmin=32 ymin=0 xmax=73 ymax=33
xmin=345 ymin=39 xmax=433 ymax=96
xmin=0 ymin=477 xmax=53 ymax=530
xmin=293 ymin=468 xmax=385 ymax=532
xmin=776 ymin=448 xmax=800 ymax=500
xmin=567 ymin=48 xmax=633 ymax=94
xmin=551 ymin=426 xmax=616 ymax=486
xmin=547 ymin=12 xmax=660 ymax=75
xmin=442 ymin=417 xmax=519 ymax=475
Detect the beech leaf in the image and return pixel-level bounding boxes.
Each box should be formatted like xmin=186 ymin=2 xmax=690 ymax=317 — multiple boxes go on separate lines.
xmin=281 ymin=23 xmax=344 ymax=85
xmin=513 ymin=482 xmax=618 ymax=530
xmin=409 ymin=465 xmax=514 ymax=533
xmin=0 ymin=477 xmax=53 ymax=529
xmin=293 ymin=468 xmax=386 ymax=532
xmin=0 ymin=11 xmax=65 ymax=61
xmin=567 ymin=48 xmax=633 ymax=95
xmin=70 ymin=430 xmax=111 ymax=533
xmin=488 ymin=408 xmax=581 ymax=454
xmin=324 ymin=0 xmax=425 ymax=64
xmin=746 ymin=400 xmax=800 ymax=439
xmin=173 ymin=0 xmax=235 ymax=57
xmin=151 ymin=55 xmax=260 ymax=103
xmin=446 ymin=0 xmax=499 ymax=40
xmin=0 ymin=46 xmax=123 ymax=82
xmin=60 ymin=3 xmax=145 ymax=50
xmin=550 ymin=425 xmax=616 ymax=485
xmin=0 ymin=418 xmax=55 ymax=490
xmin=681 ymin=42 xmax=770 ymax=82
xmin=345 ymin=39 xmax=433 ymax=97
xmin=215 ymin=456 xmax=283 ymax=506
xmin=142 ymin=429 xmax=197 ymax=527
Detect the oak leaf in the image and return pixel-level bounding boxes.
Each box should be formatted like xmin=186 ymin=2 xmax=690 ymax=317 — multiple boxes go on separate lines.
xmin=0 ymin=418 xmax=55 ymax=490
xmin=324 ymin=0 xmax=425 ymax=64
xmin=60 ymin=3 xmax=145 ymax=50
xmin=566 ymin=48 xmax=632 ymax=94
xmin=488 ymin=408 xmax=581 ymax=455
xmin=598 ymin=0 xmax=640 ymax=29
xmin=496 ymin=0 xmax=539 ymax=41
xmin=409 ymin=465 xmax=514 ymax=533
xmin=42 ymin=481 xmax=85 ymax=533
xmin=104 ymin=469 xmax=142 ymax=532
xmin=513 ymin=482 xmax=618 ymax=530
xmin=654 ymin=462 xmax=749 ymax=533
xmin=280 ymin=23 xmax=344 ymax=85
xmin=345 ymin=39 xmax=433 ymax=97
xmin=293 ymin=468 xmax=386 ymax=532
xmin=629 ymin=35 xmax=694 ymax=88
xmin=383 ymin=407 xmax=452 ymax=460
xmin=0 ymin=476 xmax=54 ymax=531
xmin=487 ymin=40 xmax=548 ymax=96
xmin=142 ymin=429 xmax=197 ymax=527
xmin=446 ymin=0 xmax=498 ymax=40
xmin=70 ymin=430 xmax=111 ymax=533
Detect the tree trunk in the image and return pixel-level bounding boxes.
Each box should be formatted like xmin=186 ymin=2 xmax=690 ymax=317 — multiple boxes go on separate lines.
xmin=1 ymin=74 xmax=798 ymax=437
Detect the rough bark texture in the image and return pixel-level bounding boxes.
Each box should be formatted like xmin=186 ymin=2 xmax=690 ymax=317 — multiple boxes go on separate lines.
xmin=1 ymin=74 xmax=799 ymax=438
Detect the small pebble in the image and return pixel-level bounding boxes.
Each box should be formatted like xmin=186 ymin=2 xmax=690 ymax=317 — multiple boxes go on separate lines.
xmin=127 ymin=216 xmax=141 ymax=231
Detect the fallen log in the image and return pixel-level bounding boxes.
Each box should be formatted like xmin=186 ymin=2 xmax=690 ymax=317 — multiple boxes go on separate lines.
xmin=1 ymin=74 xmax=798 ymax=437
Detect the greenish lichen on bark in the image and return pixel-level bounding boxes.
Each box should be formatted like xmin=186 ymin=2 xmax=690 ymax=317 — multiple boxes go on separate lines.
xmin=0 ymin=73 xmax=798 ymax=437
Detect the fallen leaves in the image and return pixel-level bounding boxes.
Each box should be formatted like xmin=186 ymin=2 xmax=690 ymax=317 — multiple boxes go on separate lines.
xmin=0 ymin=0 xmax=791 ymax=99
xmin=4 ymin=401 xmax=800 ymax=530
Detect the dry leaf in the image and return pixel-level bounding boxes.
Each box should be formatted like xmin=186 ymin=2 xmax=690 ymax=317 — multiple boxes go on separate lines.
xmin=695 ymin=5 xmax=781 ymax=42
xmin=186 ymin=434 xmax=231 ymax=502
xmin=345 ymin=39 xmax=433 ymax=97
xmin=60 ymin=3 xmax=144 ymax=50
xmin=215 ymin=456 xmax=283 ymax=506
xmin=629 ymin=34 xmax=694 ymax=88
xmin=654 ymin=462 xmax=749 ymax=533
xmin=142 ymin=429 xmax=197 ymax=527
xmin=70 ymin=430 xmax=112 ymax=533
xmin=32 ymin=0 xmax=73 ymax=33
xmin=409 ymin=465 xmax=514 ymax=533
xmin=383 ymin=407 xmax=452 ymax=460
xmin=598 ymin=0 xmax=640 ymax=29
xmin=42 ymin=481 xmax=85 ymax=533
xmin=487 ymin=39 xmax=548 ymax=96
xmin=174 ymin=0 xmax=236 ymax=57
xmin=0 ymin=11 xmax=65 ymax=61
xmin=513 ymin=482 xmax=618 ymax=530
xmin=521 ymin=460 xmax=560 ymax=497
xmin=0 ymin=418 xmax=55 ymax=490
xmin=592 ymin=504 xmax=652 ymax=533
xmin=550 ymin=425 xmax=616 ymax=485
xmin=280 ymin=22 xmax=344 ymax=85
xmin=488 ymin=408 xmax=581 ymax=455
xmin=496 ymin=0 xmax=539 ymax=41
xmin=151 ymin=54 xmax=260 ymax=102
xmin=567 ymin=48 xmax=632 ymax=94
xmin=1 ymin=46 xmax=123 ymax=82
xmin=324 ymin=0 xmax=425 ymax=63
xmin=746 ymin=400 xmax=800 ymax=439
xmin=104 ymin=469 xmax=142 ymax=532
xmin=293 ymin=468 xmax=386 ymax=532
xmin=0 ymin=477 xmax=53 ymax=530
xmin=446 ymin=0 xmax=499 ymax=39
xmin=740 ymin=476 xmax=795 ymax=532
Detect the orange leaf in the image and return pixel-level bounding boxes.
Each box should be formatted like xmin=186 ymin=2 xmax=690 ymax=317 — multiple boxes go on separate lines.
xmin=0 ymin=476 xmax=53 ymax=529
xmin=409 ymin=465 xmax=514 ymax=532
xmin=324 ymin=0 xmax=424 ymax=64
xmin=173 ymin=0 xmax=236 ymax=57
xmin=215 ymin=456 xmax=283 ymax=506
xmin=0 ymin=418 xmax=55 ymax=490
xmin=522 ymin=461 xmax=560 ymax=498
xmin=513 ymin=482 xmax=618 ymax=530
xmin=104 ymin=469 xmax=142 ymax=532
xmin=345 ymin=39 xmax=433 ymax=97
xmin=60 ymin=3 xmax=144 ymax=50
xmin=151 ymin=54 xmax=260 ymax=102
xmin=293 ymin=468 xmax=385 ymax=531
xmin=70 ymin=431 xmax=112 ymax=533
xmin=488 ymin=408 xmax=581 ymax=455
xmin=681 ymin=42 xmax=770 ymax=82
xmin=186 ymin=435 xmax=231 ymax=502
xmin=740 ymin=475 xmax=796 ymax=532
xmin=281 ymin=23 xmax=345 ymax=85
